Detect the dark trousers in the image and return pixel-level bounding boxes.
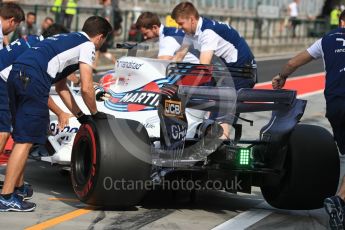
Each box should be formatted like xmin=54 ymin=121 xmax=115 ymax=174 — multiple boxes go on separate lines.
xmin=326 ymin=98 xmax=345 ymax=154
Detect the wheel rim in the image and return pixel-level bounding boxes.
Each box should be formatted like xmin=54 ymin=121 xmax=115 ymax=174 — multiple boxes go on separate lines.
xmin=74 ymin=137 xmax=92 ymax=186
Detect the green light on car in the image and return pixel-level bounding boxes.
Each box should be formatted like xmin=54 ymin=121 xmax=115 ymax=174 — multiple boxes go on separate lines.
xmin=238 ymin=148 xmax=251 ymax=166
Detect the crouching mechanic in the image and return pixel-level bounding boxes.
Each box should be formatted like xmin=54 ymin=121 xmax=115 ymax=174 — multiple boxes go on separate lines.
xmin=0 ymin=24 xmax=73 ymax=202
xmin=135 ymin=11 xmax=199 ymax=63
xmin=271 ymin=10 xmax=345 ymax=229
xmin=0 ymin=16 xmax=112 ymax=212
xmin=171 ymin=2 xmax=257 ymax=139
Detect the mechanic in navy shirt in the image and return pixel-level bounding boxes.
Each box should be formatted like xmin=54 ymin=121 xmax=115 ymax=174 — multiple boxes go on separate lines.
xmin=171 ymin=2 xmax=257 ymax=139
xmin=272 ymin=10 xmax=345 ymax=229
xmin=135 ymin=11 xmax=199 ymax=63
xmin=0 ymin=16 xmax=112 ymax=212
xmin=0 ymin=24 xmax=72 ymax=157
xmin=0 ymin=24 xmax=74 ymax=203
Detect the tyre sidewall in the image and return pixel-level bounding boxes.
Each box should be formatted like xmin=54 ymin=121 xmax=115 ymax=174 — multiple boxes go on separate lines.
xmin=71 ymin=122 xmax=99 ymax=202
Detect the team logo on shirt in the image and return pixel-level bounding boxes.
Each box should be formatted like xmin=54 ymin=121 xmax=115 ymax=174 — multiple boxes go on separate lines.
xmin=335 ymin=38 xmax=345 ymax=53
xmin=47 ymin=37 xmax=59 ymax=41
xmin=336 ymin=38 xmax=345 ymax=46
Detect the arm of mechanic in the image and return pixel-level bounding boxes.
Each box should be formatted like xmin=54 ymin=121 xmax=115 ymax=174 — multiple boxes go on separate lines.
xmin=173 ymin=44 xmax=190 ymax=61
xmin=79 ymin=62 xmax=98 ymax=115
xmin=67 ymin=73 xmax=80 ymax=85
xmin=47 ymin=96 xmax=73 ymax=129
xmin=272 ymin=50 xmax=314 ymax=89
xmin=158 ymin=55 xmax=174 ymax=60
xmin=55 ymin=78 xmax=85 ymax=117
xmin=158 ymin=36 xmax=182 ymax=61
xmin=199 ymin=50 xmax=215 ymax=64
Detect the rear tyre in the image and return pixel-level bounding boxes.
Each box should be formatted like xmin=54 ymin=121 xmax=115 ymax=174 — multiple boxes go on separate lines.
xmin=261 ymin=124 xmax=340 ymax=210
xmin=71 ymin=115 xmax=151 ymax=207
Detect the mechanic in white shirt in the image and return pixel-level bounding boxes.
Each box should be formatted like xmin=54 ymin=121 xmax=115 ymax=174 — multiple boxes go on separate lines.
xmin=135 ymin=11 xmax=199 ymax=63
xmin=171 ymin=2 xmax=257 ymax=139
xmin=272 ymin=10 xmax=345 ymax=229
xmin=288 ymin=0 xmax=300 ymax=37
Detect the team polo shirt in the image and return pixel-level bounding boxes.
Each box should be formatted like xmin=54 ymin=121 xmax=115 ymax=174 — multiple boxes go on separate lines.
xmin=158 ymin=25 xmax=199 ymax=64
xmin=183 ymin=17 xmax=255 ymax=68
xmin=307 ymin=28 xmax=345 ymax=103
xmin=12 ymin=31 xmax=95 ymax=87
xmin=0 ymin=35 xmax=43 ymax=81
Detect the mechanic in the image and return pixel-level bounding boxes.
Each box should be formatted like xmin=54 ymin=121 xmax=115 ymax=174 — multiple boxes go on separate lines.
xmin=0 ymin=24 xmax=72 ymax=151
xmin=0 ymin=3 xmax=25 ymax=156
xmin=0 ymin=24 xmax=74 ymax=202
xmin=171 ymin=1 xmax=257 ymax=139
xmin=135 ymin=11 xmax=199 ymax=63
xmin=0 ymin=16 xmax=112 ymax=212
xmin=0 ymin=3 xmax=25 ymax=49
xmin=271 ymin=10 xmax=345 ymax=230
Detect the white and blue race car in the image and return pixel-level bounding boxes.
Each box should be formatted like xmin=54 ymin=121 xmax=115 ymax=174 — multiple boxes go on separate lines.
xmin=45 ymin=43 xmax=339 ymax=210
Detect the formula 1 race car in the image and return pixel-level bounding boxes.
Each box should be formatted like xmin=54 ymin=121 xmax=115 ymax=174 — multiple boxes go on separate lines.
xmin=47 ymin=43 xmax=339 ymax=210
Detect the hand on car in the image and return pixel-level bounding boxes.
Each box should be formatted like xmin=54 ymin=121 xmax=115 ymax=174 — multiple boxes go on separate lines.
xmin=96 ymin=91 xmax=111 ymax=101
xmin=77 ymin=112 xmax=108 ymax=124
xmin=57 ymin=112 xmax=73 ymax=129
xmin=272 ymin=75 xmax=286 ymax=89
xmin=77 ymin=114 xmax=92 ymax=124
xmin=92 ymin=111 xmax=108 ymax=120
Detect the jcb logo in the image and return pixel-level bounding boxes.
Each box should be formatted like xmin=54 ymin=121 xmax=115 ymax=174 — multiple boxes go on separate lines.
xmin=164 ymin=100 xmax=183 ymax=118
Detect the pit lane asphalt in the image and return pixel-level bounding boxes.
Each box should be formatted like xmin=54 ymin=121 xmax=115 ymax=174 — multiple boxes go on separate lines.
xmin=256 ymin=55 xmax=324 ymax=83
xmin=0 ymin=58 xmax=336 ymax=230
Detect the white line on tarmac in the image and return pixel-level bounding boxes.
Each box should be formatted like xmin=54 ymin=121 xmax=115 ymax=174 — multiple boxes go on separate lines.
xmin=211 ymin=207 xmax=272 ymax=230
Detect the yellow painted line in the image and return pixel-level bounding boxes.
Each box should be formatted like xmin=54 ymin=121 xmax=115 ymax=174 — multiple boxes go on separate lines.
xmin=25 ymin=206 xmax=97 ymax=230
xmin=48 ymin=197 xmax=80 ymax=202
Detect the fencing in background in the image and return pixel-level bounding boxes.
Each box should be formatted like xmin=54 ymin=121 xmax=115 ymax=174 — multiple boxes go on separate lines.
xmin=19 ymin=4 xmax=328 ymax=47
xmin=119 ymin=0 xmax=324 ymax=18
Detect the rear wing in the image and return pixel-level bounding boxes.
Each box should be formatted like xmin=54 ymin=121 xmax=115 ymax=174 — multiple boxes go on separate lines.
xmin=177 ymin=86 xmax=297 ymax=113
xmin=236 ymin=88 xmax=297 ymax=113
xmin=166 ymin=62 xmax=257 ymax=83
xmin=165 ymin=62 xmax=294 ymax=113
